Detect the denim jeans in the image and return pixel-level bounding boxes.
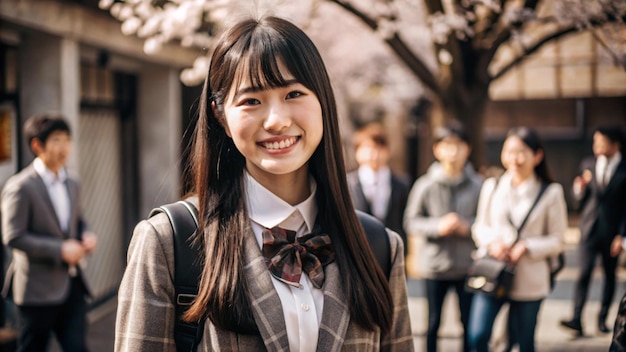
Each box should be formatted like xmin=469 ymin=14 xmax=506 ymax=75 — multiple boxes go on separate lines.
xmin=467 ymin=292 xmax=542 ymax=352
xmin=425 ymin=278 xmax=473 ymax=352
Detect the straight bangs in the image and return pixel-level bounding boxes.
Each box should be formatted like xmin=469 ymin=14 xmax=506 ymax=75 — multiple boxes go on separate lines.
xmin=234 ymin=39 xmax=290 ymax=94
xmin=213 ymin=25 xmax=302 ymax=106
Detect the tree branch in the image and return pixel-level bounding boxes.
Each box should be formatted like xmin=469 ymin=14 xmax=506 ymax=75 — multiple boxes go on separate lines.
xmin=326 ymin=0 xmax=377 ymax=29
xmin=588 ymin=27 xmax=626 ymax=67
xmin=327 ymin=0 xmax=441 ymax=95
xmin=490 ymin=26 xmax=578 ymax=81
xmin=385 ymin=33 xmax=442 ymax=95
xmin=477 ymin=0 xmax=543 ymax=73
xmin=490 ymin=8 xmax=626 ymax=82
xmin=523 ymin=0 xmax=540 ymax=10
xmin=423 ymin=0 xmax=444 ymax=15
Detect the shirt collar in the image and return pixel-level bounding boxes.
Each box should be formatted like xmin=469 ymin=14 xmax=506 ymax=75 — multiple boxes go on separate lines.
xmin=597 ymin=152 xmax=622 ymax=171
xmin=503 ymin=171 xmax=539 ymax=196
xmin=357 ymin=165 xmax=391 ymax=185
xmin=245 ymin=171 xmax=318 ymax=233
xmin=609 ymin=151 xmax=622 ymax=168
xmin=33 ymin=158 xmax=67 ymax=186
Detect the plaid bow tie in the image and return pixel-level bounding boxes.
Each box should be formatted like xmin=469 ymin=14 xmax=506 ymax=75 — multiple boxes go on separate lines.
xmin=262 ymin=227 xmax=334 ymax=289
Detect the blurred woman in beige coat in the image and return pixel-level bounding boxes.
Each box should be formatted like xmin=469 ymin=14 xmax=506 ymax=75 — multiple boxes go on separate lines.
xmin=467 ymin=127 xmax=567 ymax=352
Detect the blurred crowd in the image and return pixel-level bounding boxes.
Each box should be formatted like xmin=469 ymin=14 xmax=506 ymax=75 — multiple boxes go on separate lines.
xmin=348 ymin=121 xmax=626 ymax=352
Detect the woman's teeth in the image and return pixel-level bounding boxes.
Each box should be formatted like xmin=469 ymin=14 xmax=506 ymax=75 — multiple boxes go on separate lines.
xmin=263 ymin=137 xmax=297 ymax=150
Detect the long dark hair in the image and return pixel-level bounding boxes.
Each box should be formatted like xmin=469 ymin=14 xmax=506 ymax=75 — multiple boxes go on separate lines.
xmin=184 ymin=16 xmax=393 ymax=335
xmin=506 ymin=126 xmax=554 ymax=183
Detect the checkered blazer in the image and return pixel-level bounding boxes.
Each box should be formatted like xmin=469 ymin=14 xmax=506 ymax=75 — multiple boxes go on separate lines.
xmin=115 ymin=211 xmax=414 ymax=352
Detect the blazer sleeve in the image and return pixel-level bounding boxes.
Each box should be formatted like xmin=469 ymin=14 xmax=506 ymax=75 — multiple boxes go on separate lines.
xmin=380 ymin=230 xmax=415 ymax=352
xmin=115 ymin=216 xmax=177 ymax=352
xmin=1 ymin=178 xmax=63 ymax=264
xmin=403 ymin=178 xmax=441 ymax=239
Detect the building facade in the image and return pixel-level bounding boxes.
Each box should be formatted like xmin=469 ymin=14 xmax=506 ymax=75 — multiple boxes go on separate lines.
xmin=0 ymin=0 xmax=199 ymax=318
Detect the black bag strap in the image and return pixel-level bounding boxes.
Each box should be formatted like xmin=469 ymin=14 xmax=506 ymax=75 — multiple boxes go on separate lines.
xmin=509 ymin=181 xmax=550 ymax=243
xmin=356 ymin=210 xmax=392 ymax=278
xmin=149 ymin=200 xmax=203 ymax=352
xmin=149 ymin=202 xmax=392 ymax=352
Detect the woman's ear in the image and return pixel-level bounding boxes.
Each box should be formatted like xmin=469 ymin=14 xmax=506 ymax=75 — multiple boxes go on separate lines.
xmin=212 ymin=101 xmax=232 ymax=137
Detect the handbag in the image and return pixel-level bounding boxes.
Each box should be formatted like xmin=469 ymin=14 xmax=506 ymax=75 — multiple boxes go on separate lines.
xmin=466 ymin=255 xmax=515 ymax=299
xmin=465 ymin=180 xmax=549 ymax=299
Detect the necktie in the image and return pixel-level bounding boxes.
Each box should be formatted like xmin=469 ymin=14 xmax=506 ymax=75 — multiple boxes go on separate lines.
xmin=262 ymin=227 xmax=334 ymax=288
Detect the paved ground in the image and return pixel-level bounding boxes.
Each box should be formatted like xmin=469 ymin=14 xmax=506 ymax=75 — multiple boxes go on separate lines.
xmin=408 ymin=240 xmax=626 ymax=352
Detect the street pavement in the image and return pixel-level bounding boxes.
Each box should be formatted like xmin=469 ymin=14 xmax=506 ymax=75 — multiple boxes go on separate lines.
xmin=68 ymin=240 xmax=623 ymax=351
xmin=408 ymin=242 xmax=624 ymax=351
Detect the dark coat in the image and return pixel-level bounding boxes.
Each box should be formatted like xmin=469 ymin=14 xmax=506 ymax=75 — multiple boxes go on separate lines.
xmin=346 ymin=171 xmax=410 ymax=252
xmin=574 ymin=156 xmax=626 ymax=244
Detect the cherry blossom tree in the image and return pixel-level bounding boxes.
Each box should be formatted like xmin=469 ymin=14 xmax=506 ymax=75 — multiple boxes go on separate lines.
xmin=99 ymin=0 xmax=626 ymax=166
xmin=324 ymin=0 xmax=625 ymax=162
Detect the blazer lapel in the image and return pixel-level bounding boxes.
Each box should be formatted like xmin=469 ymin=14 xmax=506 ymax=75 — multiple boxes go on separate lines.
xmin=316 ymin=262 xmax=349 ymax=352
xmin=388 ymin=176 xmax=400 ymax=215
xmin=242 ymin=229 xmax=290 ymax=351
xmin=356 ymin=180 xmax=373 ymax=214
xmin=604 ymin=160 xmax=626 ymax=193
xmin=66 ymin=178 xmax=80 ymax=239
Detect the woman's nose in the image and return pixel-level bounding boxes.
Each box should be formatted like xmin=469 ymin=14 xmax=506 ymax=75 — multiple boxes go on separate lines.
xmin=263 ymin=103 xmax=291 ymax=133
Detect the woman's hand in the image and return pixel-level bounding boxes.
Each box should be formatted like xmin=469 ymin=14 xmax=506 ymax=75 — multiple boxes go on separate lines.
xmin=508 ymin=241 xmax=527 ymax=264
xmin=488 ymin=240 xmax=510 ymax=261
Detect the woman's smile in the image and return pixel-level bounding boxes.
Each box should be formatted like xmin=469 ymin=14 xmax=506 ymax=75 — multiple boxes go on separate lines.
xmin=259 ymin=136 xmax=300 ymax=152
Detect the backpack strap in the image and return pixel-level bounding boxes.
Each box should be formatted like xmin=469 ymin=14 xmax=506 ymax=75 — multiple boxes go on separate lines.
xmin=151 ymin=202 xmax=392 ymax=351
xmin=149 ymin=200 xmax=203 ymax=352
xmin=355 ymin=210 xmax=391 ymax=278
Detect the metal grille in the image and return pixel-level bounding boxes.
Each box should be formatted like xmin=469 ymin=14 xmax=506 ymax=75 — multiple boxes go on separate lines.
xmin=77 ymin=109 xmax=124 ymax=302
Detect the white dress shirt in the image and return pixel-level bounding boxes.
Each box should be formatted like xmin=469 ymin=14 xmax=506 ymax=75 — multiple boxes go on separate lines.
xmin=505 ymin=174 xmax=541 ymax=230
xmin=357 ymin=165 xmax=392 ymax=221
xmin=33 ymin=158 xmax=71 ymax=233
xmin=245 ymin=172 xmax=322 ymax=352
xmin=596 ymin=152 xmax=622 ymax=187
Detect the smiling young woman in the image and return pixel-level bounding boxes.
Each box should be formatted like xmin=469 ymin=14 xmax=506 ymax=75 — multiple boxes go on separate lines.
xmin=115 ymin=16 xmax=414 ymax=352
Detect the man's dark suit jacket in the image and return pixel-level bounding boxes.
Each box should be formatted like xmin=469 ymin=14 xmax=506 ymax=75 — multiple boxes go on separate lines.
xmin=575 ymin=156 xmax=626 ymax=244
xmin=346 ymin=171 xmax=410 ymax=253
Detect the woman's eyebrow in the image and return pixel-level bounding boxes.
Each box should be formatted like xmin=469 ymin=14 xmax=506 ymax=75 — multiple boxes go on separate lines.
xmin=232 ymin=79 xmax=299 ymax=100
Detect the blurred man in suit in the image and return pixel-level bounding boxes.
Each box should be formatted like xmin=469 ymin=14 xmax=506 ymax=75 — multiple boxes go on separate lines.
xmin=347 ymin=123 xmax=410 ymax=253
xmin=1 ymin=113 xmax=97 ymax=351
xmin=561 ymin=126 xmax=626 ymax=336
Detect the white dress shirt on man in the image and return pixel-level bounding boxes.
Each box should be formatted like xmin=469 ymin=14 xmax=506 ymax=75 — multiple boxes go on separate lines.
xmin=358 ymin=165 xmax=392 ymax=221
xmin=33 ymin=157 xmax=71 ymax=233
xmin=596 ymin=152 xmax=622 ymax=188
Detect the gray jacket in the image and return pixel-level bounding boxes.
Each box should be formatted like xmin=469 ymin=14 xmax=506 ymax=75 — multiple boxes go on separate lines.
xmin=1 ymin=163 xmax=90 ymax=305
xmin=403 ymin=162 xmax=483 ymax=279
